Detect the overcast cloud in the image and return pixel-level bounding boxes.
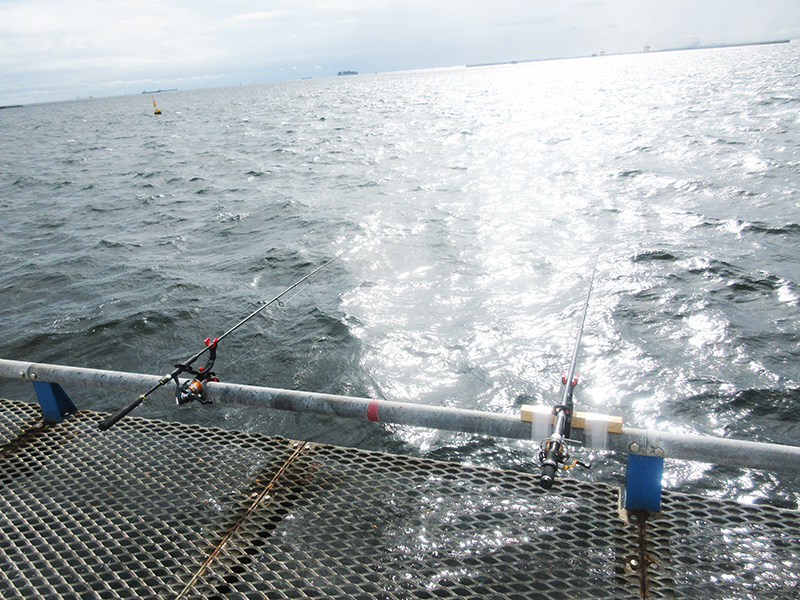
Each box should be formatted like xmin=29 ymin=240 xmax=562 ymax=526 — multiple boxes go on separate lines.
xmin=2 ymin=0 xmax=799 ymax=105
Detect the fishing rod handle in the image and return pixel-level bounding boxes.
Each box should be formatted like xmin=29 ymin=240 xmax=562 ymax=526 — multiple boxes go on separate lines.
xmin=540 ymin=457 xmax=558 ymax=490
xmin=98 ymin=394 xmax=146 ymax=431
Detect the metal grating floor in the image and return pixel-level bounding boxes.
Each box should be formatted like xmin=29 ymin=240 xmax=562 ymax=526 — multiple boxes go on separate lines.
xmin=1 ymin=399 xmax=799 ymax=599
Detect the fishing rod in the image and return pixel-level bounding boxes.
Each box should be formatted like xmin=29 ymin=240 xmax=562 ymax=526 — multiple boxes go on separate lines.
xmin=99 ymin=249 xmax=351 ymax=431
xmin=538 ymin=258 xmax=598 ymax=489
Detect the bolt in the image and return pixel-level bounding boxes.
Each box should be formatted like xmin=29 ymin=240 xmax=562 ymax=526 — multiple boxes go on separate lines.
xmin=630 ymin=559 xmax=639 ymax=568
xmin=653 ymin=447 xmax=665 ymax=457
xmin=29 ymin=372 xmax=37 ymax=380
xmin=18 ymin=371 xmax=25 ymax=378
xmin=629 ymin=442 xmax=640 ymax=453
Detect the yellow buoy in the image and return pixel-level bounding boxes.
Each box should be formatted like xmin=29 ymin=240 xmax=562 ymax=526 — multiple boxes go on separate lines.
xmin=152 ymin=97 xmax=162 ymax=115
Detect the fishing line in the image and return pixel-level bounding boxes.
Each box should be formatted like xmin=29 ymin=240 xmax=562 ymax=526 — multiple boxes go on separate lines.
xmin=222 ymin=326 xmax=266 ymax=374
xmin=224 ymin=270 xmax=333 ymax=372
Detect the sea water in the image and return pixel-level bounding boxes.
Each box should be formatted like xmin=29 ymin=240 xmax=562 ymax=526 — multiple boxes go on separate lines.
xmin=2 ymin=42 xmax=799 ymax=507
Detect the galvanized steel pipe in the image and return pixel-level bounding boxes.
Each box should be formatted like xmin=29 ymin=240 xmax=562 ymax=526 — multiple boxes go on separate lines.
xmin=2 ymin=358 xmax=799 ymax=475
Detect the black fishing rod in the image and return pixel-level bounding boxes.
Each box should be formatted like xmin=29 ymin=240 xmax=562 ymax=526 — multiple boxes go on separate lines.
xmin=99 ymin=249 xmax=351 ymax=431
xmin=538 ymin=258 xmax=598 ymax=489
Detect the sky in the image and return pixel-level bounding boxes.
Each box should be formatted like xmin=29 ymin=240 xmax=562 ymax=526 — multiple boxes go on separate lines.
xmin=2 ymin=0 xmax=800 ymax=105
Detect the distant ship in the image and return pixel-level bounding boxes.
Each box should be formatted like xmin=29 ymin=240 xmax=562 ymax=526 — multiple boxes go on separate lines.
xmin=337 ymin=71 xmax=358 ymax=76
xmin=142 ymin=89 xmax=177 ymax=94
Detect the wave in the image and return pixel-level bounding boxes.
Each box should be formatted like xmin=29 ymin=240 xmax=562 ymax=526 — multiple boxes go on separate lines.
xmin=671 ymin=388 xmax=800 ymax=444
xmin=631 ymin=250 xmax=680 ymax=263
xmin=742 ymin=221 xmax=800 ymax=236
xmin=95 ymin=239 xmax=143 ymax=250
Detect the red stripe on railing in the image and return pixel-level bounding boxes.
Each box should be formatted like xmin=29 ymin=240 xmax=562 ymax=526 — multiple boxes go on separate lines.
xmin=367 ymin=400 xmax=380 ymax=422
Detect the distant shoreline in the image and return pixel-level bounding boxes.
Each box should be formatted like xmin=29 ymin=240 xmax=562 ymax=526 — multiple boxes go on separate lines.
xmin=5 ymin=39 xmax=793 ymax=108
xmin=467 ymin=39 xmax=792 ymax=69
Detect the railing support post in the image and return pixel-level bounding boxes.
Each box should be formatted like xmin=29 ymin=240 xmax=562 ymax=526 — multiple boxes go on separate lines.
xmin=625 ymin=453 xmax=664 ymax=512
xmin=32 ymin=381 xmax=77 ymax=422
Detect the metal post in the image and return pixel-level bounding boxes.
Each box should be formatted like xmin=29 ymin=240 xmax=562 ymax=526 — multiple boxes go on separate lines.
xmin=31 ymin=381 xmax=78 ymax=422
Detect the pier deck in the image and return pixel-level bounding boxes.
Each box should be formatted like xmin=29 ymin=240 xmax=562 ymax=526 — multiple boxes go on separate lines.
xmin=1 ymin=399 xmax=798 ymax=599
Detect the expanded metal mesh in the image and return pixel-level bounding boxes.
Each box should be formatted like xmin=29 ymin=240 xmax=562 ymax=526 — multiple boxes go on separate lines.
xmin=187 ymin=444 xmax=633 ymax=600
xmin=0 ymin=398 xmax=39 ymax=445
xmin=0 ymin=400 xmax=297 ymax=599
xmin=1 ymin=398 xmax=799 ymax=600
xmin=637 ymin=492 xmax=800 ymax=599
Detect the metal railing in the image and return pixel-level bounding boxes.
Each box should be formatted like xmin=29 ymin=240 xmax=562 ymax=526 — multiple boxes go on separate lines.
xmin=2 ymin=357 xmax=799 ymax=476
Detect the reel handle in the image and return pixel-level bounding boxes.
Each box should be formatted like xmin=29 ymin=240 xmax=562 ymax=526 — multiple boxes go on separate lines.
xmin=540 ymin=463 xmax=557 ymax=489
xmin=539 ymin=443 xmax=561 ymax=489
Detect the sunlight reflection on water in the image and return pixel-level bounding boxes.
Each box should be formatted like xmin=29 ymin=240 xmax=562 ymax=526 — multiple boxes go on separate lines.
xmin=2 ymin=43 xmax=800 ymax=506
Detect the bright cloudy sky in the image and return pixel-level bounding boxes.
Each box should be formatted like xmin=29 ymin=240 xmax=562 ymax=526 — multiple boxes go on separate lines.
xmin=2 ymin=0 xmax=799 ymax=105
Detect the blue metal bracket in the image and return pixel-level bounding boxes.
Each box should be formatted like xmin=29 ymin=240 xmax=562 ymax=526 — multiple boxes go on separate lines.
xmin=32 ymin=381 xmax=78 ymax=422
xmin=625 ymin=453 xmax=664 ymax=512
